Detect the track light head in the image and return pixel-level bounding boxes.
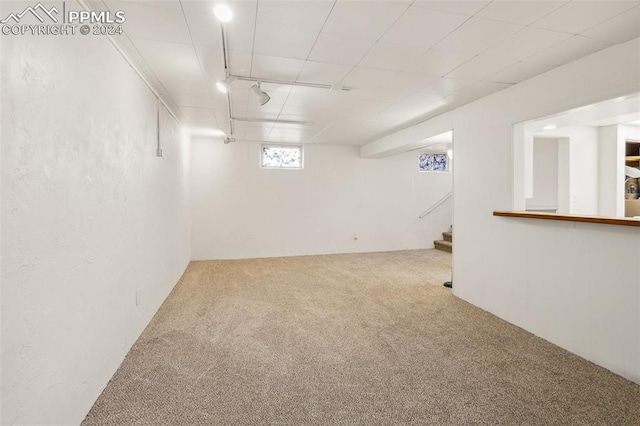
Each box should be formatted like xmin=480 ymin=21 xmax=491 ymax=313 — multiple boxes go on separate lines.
xmin=216 ymin=76 xmax=236 ymax=94
xmin=251 ymin=83 xmax=271 ymax=106
xmin=216 ymin=81 xmax=228 ymax=93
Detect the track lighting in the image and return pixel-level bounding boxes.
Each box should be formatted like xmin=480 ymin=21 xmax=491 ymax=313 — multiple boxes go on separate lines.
xmin=251 ymin=82 xmax=271 ymax=106
xmin=216 ymin=76 xmax=235 ymax=93
xmin=214 ymin=4 xmax=232 ymax=22
xmin=216 ymin=81 xmax=228 ymax=93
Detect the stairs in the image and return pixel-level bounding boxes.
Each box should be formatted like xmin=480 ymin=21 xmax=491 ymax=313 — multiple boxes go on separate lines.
xmin=434 ymin=229 xmax=452 ymax=253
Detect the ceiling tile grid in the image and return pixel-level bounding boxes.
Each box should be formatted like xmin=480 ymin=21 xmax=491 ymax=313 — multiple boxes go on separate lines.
xmin=100 ymin=0 xmax=640 ymax=146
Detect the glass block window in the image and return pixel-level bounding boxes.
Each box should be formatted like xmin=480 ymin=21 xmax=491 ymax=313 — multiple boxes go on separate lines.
xmin=418 ymin=153 xmax=448 ymax=172
xmin=261 ymin=145 xmax=303 ymax=169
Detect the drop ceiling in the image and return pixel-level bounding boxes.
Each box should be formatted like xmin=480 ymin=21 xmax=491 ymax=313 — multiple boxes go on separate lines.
xmin=87 ymin=0 xmax=640 ymax=145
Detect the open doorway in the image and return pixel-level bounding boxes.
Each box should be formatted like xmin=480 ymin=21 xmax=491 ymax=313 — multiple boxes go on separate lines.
xmin=415 ymin=130 xmax=453 ymax=288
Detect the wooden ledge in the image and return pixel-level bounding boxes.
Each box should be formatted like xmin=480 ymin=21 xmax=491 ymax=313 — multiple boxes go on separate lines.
xmin=493 ymin=211 xmax=640 ymax=227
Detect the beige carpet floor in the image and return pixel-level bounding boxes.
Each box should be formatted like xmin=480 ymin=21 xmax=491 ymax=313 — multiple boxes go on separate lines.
xmin=84 ymin=249 xmax=640 ymax=425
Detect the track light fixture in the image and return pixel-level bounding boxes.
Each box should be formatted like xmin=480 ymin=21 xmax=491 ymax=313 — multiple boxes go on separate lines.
xmin=251 ymin=82 xmax=271 ymax=106
xmin=216 ymin=81 xmax=228 ymax=93
xmin=216 ymin=75 xmax=235 ymax=94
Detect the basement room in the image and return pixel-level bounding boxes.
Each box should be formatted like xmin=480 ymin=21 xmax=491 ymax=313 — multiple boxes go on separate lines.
xmin=2 ymin=0 xmax=640 ymax=424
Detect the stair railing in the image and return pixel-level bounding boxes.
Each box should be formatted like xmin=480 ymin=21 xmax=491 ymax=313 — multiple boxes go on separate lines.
xmin=419 ymin=192 xmax=452 ymax=219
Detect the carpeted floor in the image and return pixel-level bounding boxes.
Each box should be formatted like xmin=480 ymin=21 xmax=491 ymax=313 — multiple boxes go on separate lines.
xmin=83 ymin=249 xmax=640 ymax=425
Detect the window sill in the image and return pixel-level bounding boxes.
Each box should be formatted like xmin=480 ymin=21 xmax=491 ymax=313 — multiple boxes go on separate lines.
xmin=493 ymin=211 xmax=640 ymax=227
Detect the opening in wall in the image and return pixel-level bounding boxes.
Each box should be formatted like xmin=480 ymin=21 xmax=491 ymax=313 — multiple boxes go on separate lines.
xmin=512 ymin=93 xmax=640 ymax=219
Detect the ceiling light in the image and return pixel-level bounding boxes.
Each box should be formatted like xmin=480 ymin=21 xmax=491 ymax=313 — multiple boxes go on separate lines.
xmin=251 ymin=83 xmax=270 ymax=106
xmin=214 ymin=4 xmax=232 ymax=22
xmin=543 ymin=125 xmax=557 ymax=130
xmin=216 ymin=81 xmax=228 ymax=93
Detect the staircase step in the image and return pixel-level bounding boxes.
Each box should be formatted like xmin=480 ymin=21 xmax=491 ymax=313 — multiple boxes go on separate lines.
xmin=434 ymin=240 xmax=452 ymax=253
xmin=442 ymin=231 xmax=452 ymax=242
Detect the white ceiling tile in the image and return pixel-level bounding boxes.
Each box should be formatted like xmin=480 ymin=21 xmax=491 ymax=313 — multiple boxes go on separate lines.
xmin=411 ymin=0 xmax=491 ymax=16
xmin=308 ymin=33 xmax=377 ymax=66
xmin=257 ymin=0 xmax=335 ymax=34
xmin=395 ymin=90 xmax=446 ymax=107
xmin=484 ymin=27 xmax=573 ymax=61
xmin=445 ymin=81 xmax=513 ymax=104
xmin=421 ymin=77 xmax=476 ymax=96
xmin=485 ymin=35 xmax=612 ymax=84
xmin=214 ymin=109 xmax=231 ymax=126
xmin=445 ymin=51 xmax=519 ymax=81
xmin=486 ymin=58 xmax=557 ymax=84
xmin=179 ymin=106 xmax=219 ymax=126
xmin=133 ymin=38 xmax=203 ymax=82
xmin=373 ymin=103 xmax=432 ymax=125
xmin=526 ymin=34 xmax=612 ymax=67
xmin=349 ymin=87 xmax=411 ymax=104
xmin=251 ymin=54 xmax=306 ymax=80
xmin=321 ymin=0 xmax=409 ymax=39
xmin=182 ymin=8 xmax=223 ymax=47
xmin=532 ymin=1 xmax=639 ymax=34
xmin=194 ymin=45 xmax=225 ymax=82
xmin=123 ymin=1 xmax=182 ymax=11
xmin=110 ymin=1 xmax=191 ymax=44
xmin=381 ymin=6 xmax=469 ymax=49
xmin=403 ymin=48 xmax=472 ymax=78
xmin=228 ymin=50 xmax=252 ymax=76
xmin=396 ymin=70 xmax=439 ymax=85
xmin=253 ymin=24 xmax=319 ymax=60
xmin=435 ymin=17 xmax=523 ymax=55
xmin=172 ymin=95 xmax=217 ymax=109
xmin=224 ymin=19 xmax=256 ymax=53
xmin=341 ymin=67 xmax=399 ymax=88
xmin=476 ymin=0 xmax=569 ymax=26
xmin=581 ymin=5 xmax=640 ymax=44
xmin=297 ymin=61 xmax=353 ymax=84
xmin=359 ymin=42 xmax=427 ymax=71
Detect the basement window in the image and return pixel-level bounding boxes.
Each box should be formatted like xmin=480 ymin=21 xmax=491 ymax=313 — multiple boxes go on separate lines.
xmin=261 ymin=144 xmax=303 ymax=169
xmin=418 ymin=153 xmax=449 ymax=172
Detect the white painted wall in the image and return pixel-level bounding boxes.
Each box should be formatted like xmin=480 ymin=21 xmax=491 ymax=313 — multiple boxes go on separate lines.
xmin=362 ymin=38 xmax=640 ymax=384
xmin=557 ymin=138 xmax=571 ymax=214
xmin=598 ymin=125 xmax=624 ymax=217
xmin=567 ymin=127 xmax=599 ymax=215
xmin=191 ymin=140 xmax=452 ymax=260
xmin=1 ymin=18 xmax=191 ymax=426
xmin=526 ymin=138 xmax=559 ymax=211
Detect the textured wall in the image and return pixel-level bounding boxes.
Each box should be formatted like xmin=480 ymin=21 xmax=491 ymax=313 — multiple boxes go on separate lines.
xmin=191 ymin=141 xmax=452 ymax=260
xmin=1 ymin=11 xmax=191 ymax=425
xmin=362 ymin=38 xmax=640 ymax=385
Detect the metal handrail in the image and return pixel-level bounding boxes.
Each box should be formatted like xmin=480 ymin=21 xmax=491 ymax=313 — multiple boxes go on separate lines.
xmin=419 ymin=192 xmax=452 ymax=219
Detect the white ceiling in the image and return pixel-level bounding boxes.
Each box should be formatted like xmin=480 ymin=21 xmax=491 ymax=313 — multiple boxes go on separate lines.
xmin=524 ymin=93 xmax=640 ymax=136
xmin=91 ymin=0 xmax=640 ymax=145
